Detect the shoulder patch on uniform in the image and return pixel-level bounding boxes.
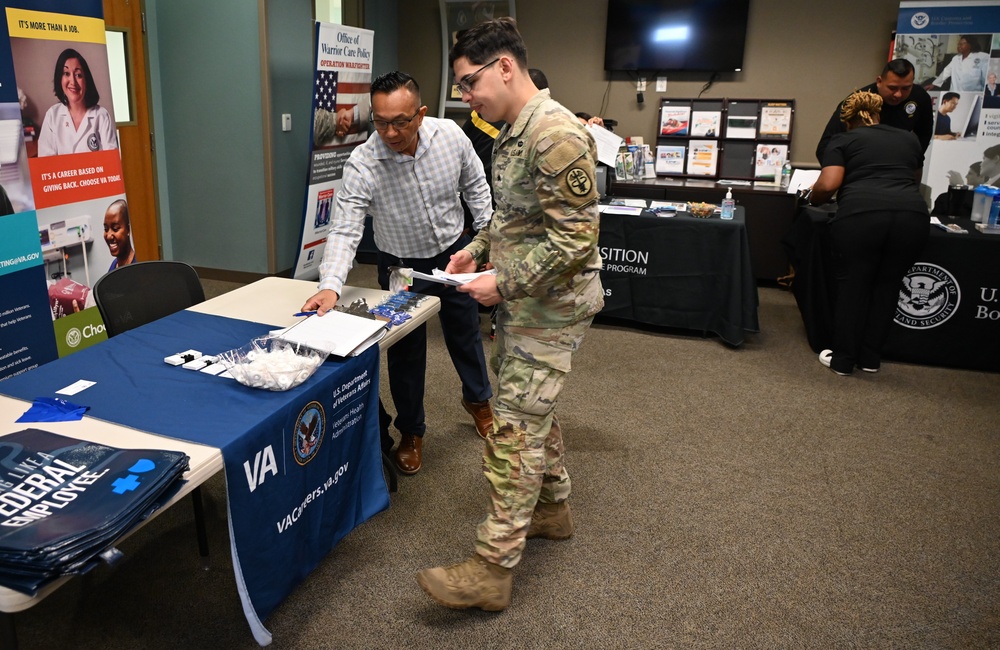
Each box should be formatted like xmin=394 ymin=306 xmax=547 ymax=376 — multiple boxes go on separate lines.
xmin=566 ymin=168 xmax=592 ymax=196
xmin=538 ymin=138 xmax=586 ymax=176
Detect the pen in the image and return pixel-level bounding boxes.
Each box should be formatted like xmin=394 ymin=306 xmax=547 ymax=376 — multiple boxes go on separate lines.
xmin=293 ymin=311 xmax=317 ymax=317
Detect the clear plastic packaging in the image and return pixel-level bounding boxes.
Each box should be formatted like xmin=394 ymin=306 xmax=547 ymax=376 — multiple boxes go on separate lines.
xmin=219 ymin=337 xmax=324 ymax=391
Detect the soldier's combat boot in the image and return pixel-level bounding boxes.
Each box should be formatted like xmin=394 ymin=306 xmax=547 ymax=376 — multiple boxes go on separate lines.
xmin=416 ymin=555 xmax=512 ymax=611
xmin=526 ymin=500 xmax=574 ymax=540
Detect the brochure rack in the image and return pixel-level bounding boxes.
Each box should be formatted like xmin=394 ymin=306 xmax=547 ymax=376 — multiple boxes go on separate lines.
xmin=654 ymin=98 xmax=795 ymax=182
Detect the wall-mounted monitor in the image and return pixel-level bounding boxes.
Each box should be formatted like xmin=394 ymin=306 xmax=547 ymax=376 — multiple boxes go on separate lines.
xmin=604 ymin=0 xmax=751 ymax=72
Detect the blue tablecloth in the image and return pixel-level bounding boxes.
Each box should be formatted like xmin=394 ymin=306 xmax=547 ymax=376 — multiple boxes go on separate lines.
xmin=0 ymin=310 xmax=388 ymax=644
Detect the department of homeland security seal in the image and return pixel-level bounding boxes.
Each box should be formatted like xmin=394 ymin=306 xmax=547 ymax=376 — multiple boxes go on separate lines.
xmin=910 ymin=11 xmax=930 ymax=30
xmin=293 ymin=401 xmax=326 ymax=466
xmin=905 ymin=101 xmax=917 ymax=115
xmin=895 ymin=262 xmax=960 ymax=329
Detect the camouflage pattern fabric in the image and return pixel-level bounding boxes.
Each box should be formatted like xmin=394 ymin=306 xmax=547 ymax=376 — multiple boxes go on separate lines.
xmin=475 ymin=319 xmax=592 ymax=568
xmin=464 ymin=89 xmax=604 ymax=328
xmin=465 ymin=90 xmax=604 ymax=568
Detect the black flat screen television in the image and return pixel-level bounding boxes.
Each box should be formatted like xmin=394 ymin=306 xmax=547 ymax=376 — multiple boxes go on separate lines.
xmin=604 ymin=0 xmax=751 ymax=72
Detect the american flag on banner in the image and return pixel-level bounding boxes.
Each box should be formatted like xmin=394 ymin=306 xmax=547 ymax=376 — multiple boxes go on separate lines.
xmin=315 ymin=70 xmax=338 ymax=111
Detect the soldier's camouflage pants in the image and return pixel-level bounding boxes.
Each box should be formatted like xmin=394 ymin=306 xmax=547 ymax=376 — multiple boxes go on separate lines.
xmin=475 ymin=317 xmax=593 ymax=568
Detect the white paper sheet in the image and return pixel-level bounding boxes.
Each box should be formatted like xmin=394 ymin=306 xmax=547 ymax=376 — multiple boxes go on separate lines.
xmin=275 ymin=311 xmax=387 ymax=358
xmin=586 ymin=123 xmax=626 ymax=168
xmin=405 ymin=268 xmax=498 ymax=286
xmin=787 ymin=169 xmax=821 ymax=194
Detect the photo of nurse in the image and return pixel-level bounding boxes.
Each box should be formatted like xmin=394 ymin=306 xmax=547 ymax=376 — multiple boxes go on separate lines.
xmin=37 ymin=48 xmax=117 ymax=156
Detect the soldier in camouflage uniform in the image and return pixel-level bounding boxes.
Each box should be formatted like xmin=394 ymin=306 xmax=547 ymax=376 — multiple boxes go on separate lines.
xmin=416 ymin=17 xmax=603 ymax=612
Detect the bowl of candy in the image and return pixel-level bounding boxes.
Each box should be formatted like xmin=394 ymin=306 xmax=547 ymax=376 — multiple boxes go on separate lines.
xmin=219 ymin=337 xmax=324 ymax=391
xmin=688 ymin=202 xmax=716 ymax=218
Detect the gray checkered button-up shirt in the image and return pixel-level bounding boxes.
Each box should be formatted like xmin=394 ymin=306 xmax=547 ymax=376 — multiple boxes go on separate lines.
xmin=318 ymin=116 xmax=493 ymax=296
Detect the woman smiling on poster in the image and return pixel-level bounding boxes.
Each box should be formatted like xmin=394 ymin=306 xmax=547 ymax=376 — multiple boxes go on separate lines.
xmin=104 ymin=199 xmax=136 ymax=271
xmin=37 ymin=48 xmax=117 ymax=157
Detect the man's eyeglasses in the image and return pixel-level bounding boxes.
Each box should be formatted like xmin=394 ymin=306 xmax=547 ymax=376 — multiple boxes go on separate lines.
xmin=370 ymin=110 xmax=421 ymax=132
xmin=454 ymin=58 xmax=500 ymax=94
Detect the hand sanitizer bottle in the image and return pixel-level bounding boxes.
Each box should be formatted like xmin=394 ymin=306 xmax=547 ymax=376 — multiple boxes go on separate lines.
xmin=721 ymin=188 xmax=735 ymax=220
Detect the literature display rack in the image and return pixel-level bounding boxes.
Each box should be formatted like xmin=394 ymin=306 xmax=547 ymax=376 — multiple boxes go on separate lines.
xmin=654 ymin=98 xmax=795 ymax=182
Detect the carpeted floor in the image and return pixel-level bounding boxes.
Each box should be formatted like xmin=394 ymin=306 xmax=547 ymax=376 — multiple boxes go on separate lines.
xmin=12 ymin=263 xmax=1000 ymax=649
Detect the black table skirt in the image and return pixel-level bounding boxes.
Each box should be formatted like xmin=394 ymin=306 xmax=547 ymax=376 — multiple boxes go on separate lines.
xmin=784 ymin=206 xmax=1000 ymax=373
xmin=598 ymin=208 xmax=759 ymax=347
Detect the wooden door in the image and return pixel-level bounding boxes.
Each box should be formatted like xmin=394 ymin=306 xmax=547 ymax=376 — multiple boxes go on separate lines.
xmin=102 ymin=0 xmax=160 ymax=261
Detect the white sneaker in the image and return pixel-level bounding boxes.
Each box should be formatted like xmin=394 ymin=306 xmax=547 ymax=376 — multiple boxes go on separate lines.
xmin=858 ymin=365 xmax=879 ymax=374
xmin=818 ymin=350 xmax=850 ymax=376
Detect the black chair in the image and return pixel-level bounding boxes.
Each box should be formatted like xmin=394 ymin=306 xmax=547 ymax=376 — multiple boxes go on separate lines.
xmin=92 ymin=261 xmax=206 ymax=337
xmin=92 ymin=260 xmax=211 ymax=562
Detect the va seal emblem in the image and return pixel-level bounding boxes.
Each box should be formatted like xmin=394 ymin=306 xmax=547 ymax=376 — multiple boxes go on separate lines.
xmin=895 ymin=263 xmax=960 ymax=329
xmin=65 ymin=327 xmax=82 ymax=348
xmin=293 ymin=401 xmax=326 ymax=466
xmin=566 ymin=168 xmax=592 ymax=196
xmin=88 ymin=132 xmax=101 ymax=151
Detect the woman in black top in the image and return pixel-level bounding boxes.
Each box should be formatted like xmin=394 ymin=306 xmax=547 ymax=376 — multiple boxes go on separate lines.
xmin=810 ymin=91 xmax=930 ymax=375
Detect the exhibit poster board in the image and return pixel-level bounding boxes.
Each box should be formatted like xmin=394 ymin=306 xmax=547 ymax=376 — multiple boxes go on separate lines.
xmin=438 ymin=0 xmax=515 ymax=115
xmin=0 ymin=0 xmax=133 ymax=380
xmin=894 ymin=2 xmax=1000 ymax=210
xmin=291 ymin=22 xmax=374 ymax=280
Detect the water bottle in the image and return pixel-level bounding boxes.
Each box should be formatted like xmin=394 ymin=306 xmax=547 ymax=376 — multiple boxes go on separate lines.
xmin=971 ymin=184 xmax=993 ymax=223
xmin=721 ymin=188 xmax=735 ymax=220
xmin=614 ymin=144 xmax=628 ymax=181
xmin=989 ymin=192 xmax=1000 ymax=227
xmin=780 ymin=160 xmax=792 ymax=189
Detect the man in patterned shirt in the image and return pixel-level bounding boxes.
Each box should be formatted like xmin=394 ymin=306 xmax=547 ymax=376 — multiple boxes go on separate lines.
xmin=302 ymin=71 xmax=494 ymax=476
xmin=416 ymin=18 xmax=604 ymax=611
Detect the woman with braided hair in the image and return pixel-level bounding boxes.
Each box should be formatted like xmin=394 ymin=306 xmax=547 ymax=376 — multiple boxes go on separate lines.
xmin=809 ymin=90 xmax=930 ymax=376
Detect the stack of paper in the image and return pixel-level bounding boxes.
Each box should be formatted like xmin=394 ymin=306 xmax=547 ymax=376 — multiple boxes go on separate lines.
xmin=275 ymin=310 xmax=387 ymax=358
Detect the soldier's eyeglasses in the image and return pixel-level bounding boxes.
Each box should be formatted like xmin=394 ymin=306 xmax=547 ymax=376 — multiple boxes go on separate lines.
xmin=455 ymin=58 xmax=500 ymax=94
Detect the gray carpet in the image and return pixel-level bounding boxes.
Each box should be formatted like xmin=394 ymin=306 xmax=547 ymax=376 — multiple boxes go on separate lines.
xmin=12 ymin=264 xmax=1000 ymax=649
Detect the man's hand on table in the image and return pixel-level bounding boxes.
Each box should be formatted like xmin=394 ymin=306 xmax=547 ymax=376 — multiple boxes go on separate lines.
xmin=301 ymin=289 xmax=339 ymax=315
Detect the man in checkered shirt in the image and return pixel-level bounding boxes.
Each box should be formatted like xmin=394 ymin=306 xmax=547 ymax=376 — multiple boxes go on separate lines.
xmin=303 ymin=71 xmax=494 ymax=476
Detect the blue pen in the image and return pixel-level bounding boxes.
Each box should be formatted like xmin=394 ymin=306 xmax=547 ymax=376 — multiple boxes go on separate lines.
xmin=293 ymin=311 xmax=317 ymax=317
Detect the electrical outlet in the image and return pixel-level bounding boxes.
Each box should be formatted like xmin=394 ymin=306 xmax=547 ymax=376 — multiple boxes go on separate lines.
xmin=637 ymin=77 xmax=647 ymax=92
xmin=656 ymin=77 xmax=667 ymax=92
xmin=281 ymin=114 xmax=292 ymax=132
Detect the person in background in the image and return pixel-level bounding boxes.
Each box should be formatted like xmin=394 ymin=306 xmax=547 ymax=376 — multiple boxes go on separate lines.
xmin=104 ymin=199 xmax=136 ymax=271
xmin=978 ymin=143 xmax=1000 ymax=186
xmin=984 ymin=72 xmax=1000 ymax=109
xmin=38 ymin=48 xmax=117 ymax=156
xmin=934 ymin=92 xmax=961 ymax=140
xmin=301 ymin=71 xmax=494 ymax=475
xmin=417 ymin=17 xmax=603 ymax=611
xmin=575 ymin=111 xmax=604 ymax=127
xmin=809 ymin=90 xmax=929 ymax=376
xmin=816 ymin=59 xmax=933 ymax=161
xmin=925 ymin=35 xmax=989 ymax=92
xmin=931 ymin=161 xmax=983 ymax=216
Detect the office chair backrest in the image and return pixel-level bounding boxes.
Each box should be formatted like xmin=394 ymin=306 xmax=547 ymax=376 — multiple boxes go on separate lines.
xmin=93 ymin=261 xmax=206 ymax=337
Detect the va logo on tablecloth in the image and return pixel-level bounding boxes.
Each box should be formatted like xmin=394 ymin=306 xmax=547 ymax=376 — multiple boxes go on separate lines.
xmin=293 ymin=401 xmax=326 ymax=466
xmin=895 ymin=262 xmax=960 ymax=329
